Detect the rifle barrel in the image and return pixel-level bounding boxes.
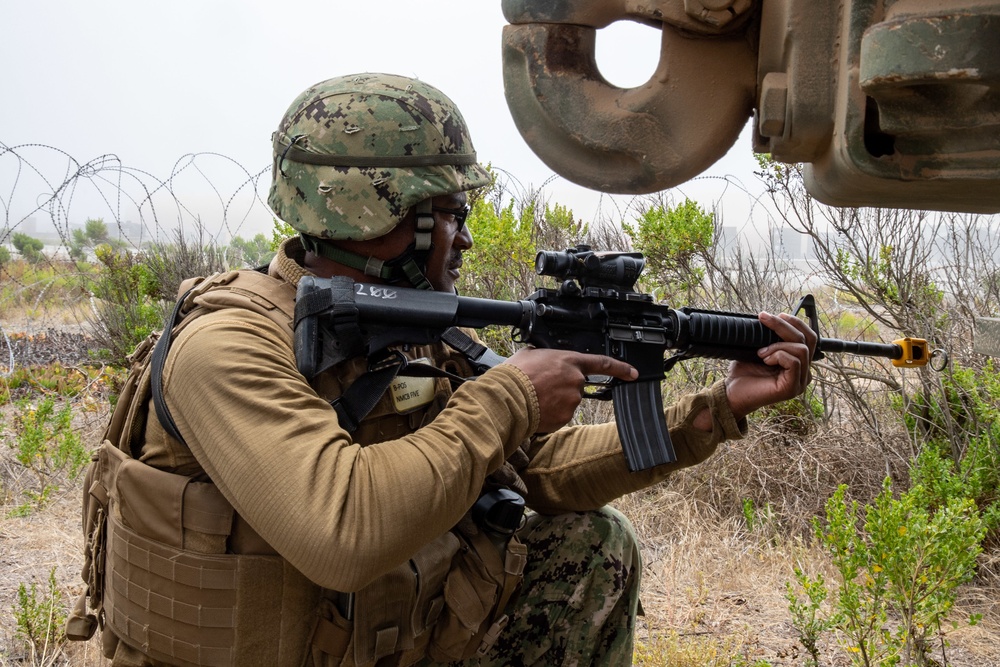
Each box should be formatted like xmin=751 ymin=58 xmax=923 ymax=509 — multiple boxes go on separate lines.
xmin=819 ymin=338 xmax=901 ymax=360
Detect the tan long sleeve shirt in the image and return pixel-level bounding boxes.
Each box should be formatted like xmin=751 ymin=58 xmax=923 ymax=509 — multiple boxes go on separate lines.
xmin=143 ymin=240 xmax=745 ymax=593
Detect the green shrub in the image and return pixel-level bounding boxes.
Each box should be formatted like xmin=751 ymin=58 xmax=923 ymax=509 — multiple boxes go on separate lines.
xmin=86 ymin=226 xmax=233 ymax=365
xmin=12 ymin=568 xmax=67 ymax=661
xmin=5 ymin=396 xmax=88 ymax=516
xmin=86 ymin=244 xmax=165 ymax=364
xmin=226 ymin=232 xmax=273 ymax=268
xmin=624 ymin=198 xmax=713 ymax=298
xmin=901 ymin=361 xmax=1000 ymax=541
xmin=812 ymin=480 xmax=985 ymax=666
xmin=271 ymin=218 xmax=296 ymax=251
xmin=785 ymin=567 xmax=835 ymax=667
xmin=12 ymin=232 xmax=44 ymax=263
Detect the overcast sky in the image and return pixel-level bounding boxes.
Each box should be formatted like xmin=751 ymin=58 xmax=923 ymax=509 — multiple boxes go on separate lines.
xmin=1 ymin=1 xmax=765 ymax=243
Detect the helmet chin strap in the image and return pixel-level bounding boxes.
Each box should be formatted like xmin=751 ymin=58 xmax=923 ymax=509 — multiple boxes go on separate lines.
xmin=300 ymin=200 xmax=435 ymax=290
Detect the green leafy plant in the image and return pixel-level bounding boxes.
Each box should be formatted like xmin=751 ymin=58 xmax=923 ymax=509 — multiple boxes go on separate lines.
xmin=901 ymin=361 xmax=1000 ymax=543
xmin=785 ymin=567 xmax=835 ymax=667
xmin=834 ymin=245 xmax=944 ymax=322
xmin=271 ymin=217 xmax=297 ymax=251
xmin=69 ymin=217 xmax=115 ymax=261
xmin=817 ymin=485 xmax=898 ymax=666
xmin=12 ymin=232 xmax=45 ymax=263
xmin=814 ymin=480 xmax=986 ymax=666
xmin=458 ymin=176 xmax=589 ymax=355
xmin=6 ymin=396 xmax=87 ymax=516
xmin=623 ymin=197 xmax=714 ymax=298
xmin=86 ymin=243 xmax=164 ymax=364
xmin=227 ymin=232 xmax=273 ymax=268
xmin=12 ymin=568 xmax=67 ymax=664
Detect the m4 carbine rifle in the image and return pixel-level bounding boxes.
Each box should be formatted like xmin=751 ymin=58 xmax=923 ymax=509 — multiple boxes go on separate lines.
xmin=294 ymin=245 xmax=940 ymax=473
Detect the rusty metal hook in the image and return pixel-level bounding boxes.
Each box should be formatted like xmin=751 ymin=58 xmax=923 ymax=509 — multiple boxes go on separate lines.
xmin=502 ymin=0 xmax=758 ymax=194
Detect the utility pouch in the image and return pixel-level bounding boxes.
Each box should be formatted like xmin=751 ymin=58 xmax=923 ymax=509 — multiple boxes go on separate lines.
xmin=349 ymin=531 xmax=460 ymax=666
xmin=428 ymin=527 xmax=527 ymax=662
xmin=72 ymin=440 xmax=302 ymax=667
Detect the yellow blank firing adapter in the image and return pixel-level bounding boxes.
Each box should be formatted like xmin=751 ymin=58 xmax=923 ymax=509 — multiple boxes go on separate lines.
xmin=892 ymin=337 xmax=928 ymax=367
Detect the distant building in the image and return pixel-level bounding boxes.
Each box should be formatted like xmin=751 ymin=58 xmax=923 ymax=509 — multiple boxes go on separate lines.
xmin=716 ymin=225 xmax=738 ymax=258
xmin=115 ymin=220 xmax=145 ymax=244
xmin=770 ymin=226 xmax=803 ymax=260
xmin=804 ymin=231 xmax=835 ymax=261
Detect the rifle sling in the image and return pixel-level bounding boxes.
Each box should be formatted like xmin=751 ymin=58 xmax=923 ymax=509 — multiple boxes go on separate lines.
xmin=440 ymin=328 xmax=507 ymax=374
xmin=150 ymin=286 xmax=198 ymax=452
xmin=151 ymin=266 xmax=278 ymax=450
xmin=332 ymin=328 xmax=506 ymax=433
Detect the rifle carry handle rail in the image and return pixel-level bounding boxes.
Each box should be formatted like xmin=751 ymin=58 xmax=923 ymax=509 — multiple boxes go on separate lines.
xmin=294 ymin=246 xmax=944 ymax=473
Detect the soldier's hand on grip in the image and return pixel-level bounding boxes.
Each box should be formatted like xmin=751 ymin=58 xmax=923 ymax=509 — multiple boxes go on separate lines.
xmin=505 ymin=348 xmax=638 ymax=434
xmin=724 ymin=312 xmax=817 ymax=421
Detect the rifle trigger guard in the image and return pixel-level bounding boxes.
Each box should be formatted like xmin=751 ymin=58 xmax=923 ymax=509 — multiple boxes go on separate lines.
xmin=663 ymin=350 xmax=693 ymax=373
xmin=583 ymin=374 xmax=614 ymax=400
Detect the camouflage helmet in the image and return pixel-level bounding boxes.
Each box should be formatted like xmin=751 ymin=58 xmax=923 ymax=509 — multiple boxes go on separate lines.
xmin=268 ymin=73 xmax=491 ymax=240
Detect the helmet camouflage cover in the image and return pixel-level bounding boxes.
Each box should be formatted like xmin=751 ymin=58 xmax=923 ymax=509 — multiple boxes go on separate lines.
xmin=268 ymin=73 xmax=491 ymax=241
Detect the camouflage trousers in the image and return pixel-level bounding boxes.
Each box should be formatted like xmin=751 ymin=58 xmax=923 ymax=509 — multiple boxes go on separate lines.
xmin=421 ymin=506 xmax=642 ymax=667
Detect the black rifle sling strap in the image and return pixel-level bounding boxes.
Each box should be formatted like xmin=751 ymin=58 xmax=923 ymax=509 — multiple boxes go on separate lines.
xmin=150 ymin=266 xmax=280 ymax=450
xmin=150 ymin=286 xmax=198 ymax=450
xmin=331 ymin=328 xmax=507 ymax=434
xmin=440 ymin=328 xmax=507 ymax=374
xmin=329 ymin=356 xmax=405 ymax=434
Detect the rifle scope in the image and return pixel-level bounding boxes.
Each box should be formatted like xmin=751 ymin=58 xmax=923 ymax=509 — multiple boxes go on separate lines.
xmin=535 ymin=246 xmax=645 ymax=292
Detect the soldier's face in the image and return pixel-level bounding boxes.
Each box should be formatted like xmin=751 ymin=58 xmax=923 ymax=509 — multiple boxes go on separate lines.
xmin=316 ymin=193 xmax=472 ymax=291
xmin=423 ymin=193 xmax=472 ymax=293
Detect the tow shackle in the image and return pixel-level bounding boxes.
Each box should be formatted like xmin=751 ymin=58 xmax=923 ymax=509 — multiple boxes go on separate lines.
xmin=501 ymin=0 xmax=758 ymax=194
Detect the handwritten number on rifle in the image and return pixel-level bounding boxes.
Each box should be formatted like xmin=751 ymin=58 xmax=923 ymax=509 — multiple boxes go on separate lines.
xmin=356 ymin=284 xmax=398 ymax=299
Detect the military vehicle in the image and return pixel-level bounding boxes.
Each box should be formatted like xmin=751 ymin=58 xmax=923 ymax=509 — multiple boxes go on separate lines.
xmin=501 ymin=0 xmax=1000 ymax=214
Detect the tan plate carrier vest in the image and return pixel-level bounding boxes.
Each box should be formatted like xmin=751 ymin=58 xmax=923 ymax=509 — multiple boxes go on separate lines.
xmin=67 ymin=269 xmax=527 ymax=667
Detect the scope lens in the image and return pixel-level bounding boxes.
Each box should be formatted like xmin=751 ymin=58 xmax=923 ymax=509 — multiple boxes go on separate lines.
xmin=535 ymin=250 xmax=573 ymax=276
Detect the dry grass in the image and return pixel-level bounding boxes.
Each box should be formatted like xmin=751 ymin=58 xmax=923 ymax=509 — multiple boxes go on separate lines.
xmin=0 ymin=489 xmax=107 ymax=666
xmin=614 ymin=426 xmax=1000 ymax=667
xmin=0 ymin=261 xmax=94 ymax=329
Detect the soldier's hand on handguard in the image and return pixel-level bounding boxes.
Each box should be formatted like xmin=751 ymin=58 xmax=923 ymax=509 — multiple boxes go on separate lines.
xmin=505 ymin=348 xmax=638 ymax=434
xmin=724 ymin=311 xmax=818 ymax=421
